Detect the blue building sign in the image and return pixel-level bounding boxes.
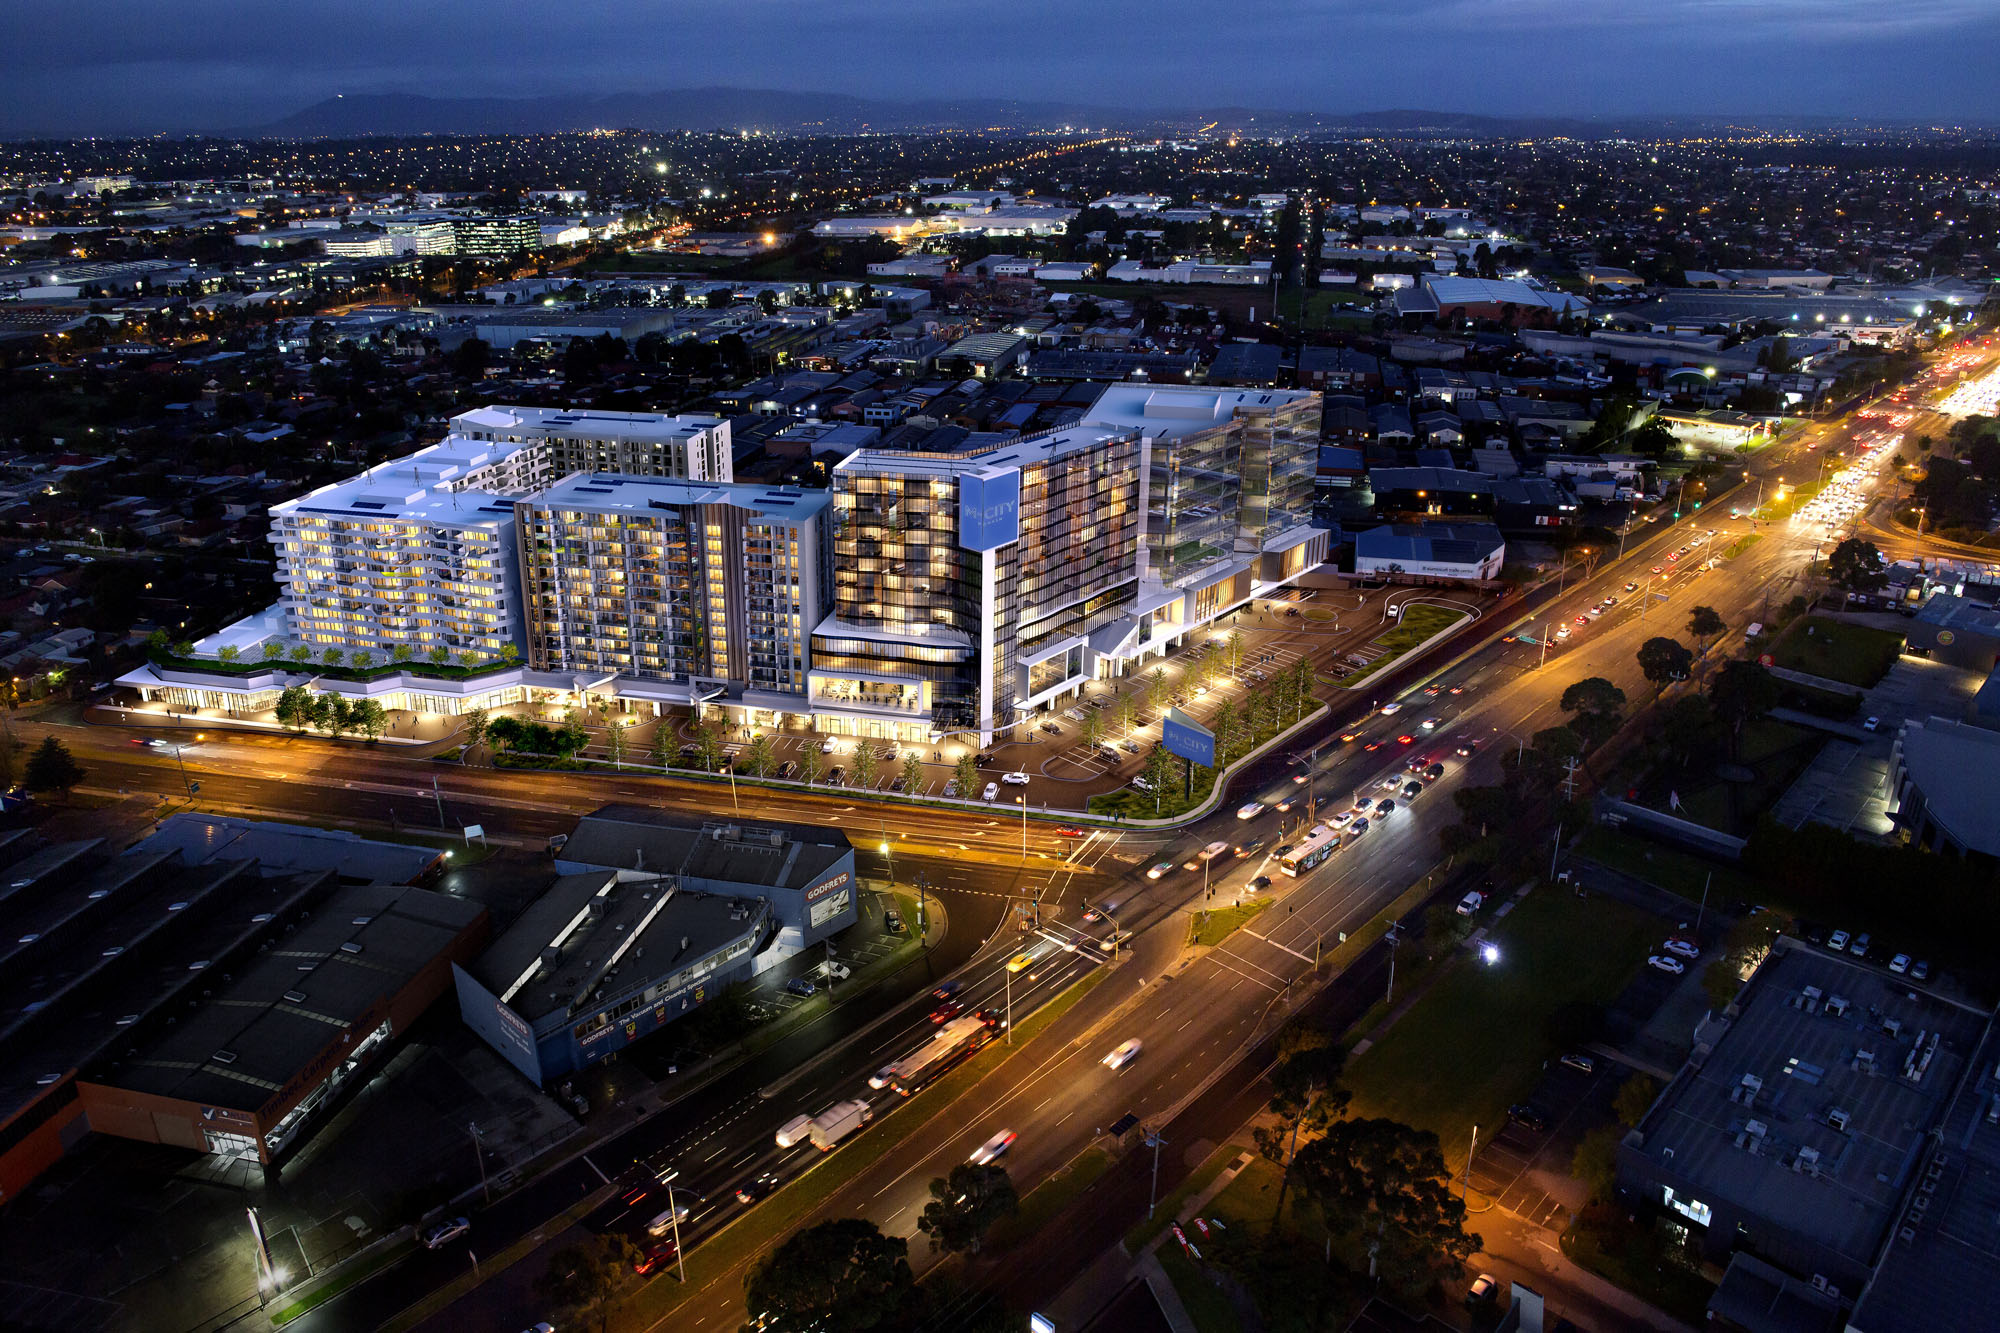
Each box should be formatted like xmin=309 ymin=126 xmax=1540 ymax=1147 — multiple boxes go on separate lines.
xmin=1162 ymin=707 xmax=1216 ymax=768
xmin=959 ymin=467 xmax=1021 ymax=551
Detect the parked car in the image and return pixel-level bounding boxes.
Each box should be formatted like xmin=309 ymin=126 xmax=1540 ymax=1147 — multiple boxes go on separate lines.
xmin=1002 ymin=771 xmax=1031 ymax=785
xmin=1663 ymin=938 xmax=1700 ymax=960
xmin=1468 ymin=1274 xmax=1500 ymax=1302
xmin=1827 ymin=929 xmax=1851 ymax=952
xmin=1851 ymin=932 xmax=1871 ymax=957
xmin=1890 ymin=953 xmax=1911 ymax=975
xmin=1560 ymin=1053 xmax=1596 ymax=1075
xmin=1506 ymin=1104 xmax=1548 ymax=1132
xmin=1456 ymin=890 xmax=1485 ymax=916
xmin=1647 ymin=955 xmax=1687 ymax=976
xmin=1912 ymin=959 xmax=1932 ymax=982
xmin=785 ymin=977 xmax=816 ymax=998
xmin=982 ymin=782 xmax=1000 ymax=801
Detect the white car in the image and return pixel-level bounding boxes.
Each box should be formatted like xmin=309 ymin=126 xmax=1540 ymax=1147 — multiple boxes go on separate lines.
xmin=1103 ymin=1039 xmax=1143 ymax=1070
xmin=1456 ymin=890 xmax=1485 ymax=916
xmin=820 ymin=738 xmax=840 ymax=753
xmin=1002 ymin=771 xmax=1031 ymax=785
xmin=969 ymin=1129 xmax=1017 ymax=1165
xmin=1236 ymin=802 xmax=1264 ymax=820
xmin=1662 ymin=938 xmax=1699 ymax=960
xmin=1647 ymin=955 xmax=1687 ymax=976
xmin=1890 ymin=952 xmax=1911 ymax=975
xmin=421 ymin=1217 xmax=470 ymax=1249
xmin=1378 ymin=702 xmax=1403 ymax=716
xmin=868 ymin=1065 xmax=896 ymax=1090
xmin=1468 ymin=1274 xmax=1499 ymax=1302
xmin=982 ymin=782 xmax=999 ymax=801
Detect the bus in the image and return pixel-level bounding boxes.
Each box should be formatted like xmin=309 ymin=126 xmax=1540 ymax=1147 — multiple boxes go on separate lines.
xmin=887 ymin=1016 xmax=990 ymax=1097
xmin=1280 ymin=827 xmax=1343 ymax=878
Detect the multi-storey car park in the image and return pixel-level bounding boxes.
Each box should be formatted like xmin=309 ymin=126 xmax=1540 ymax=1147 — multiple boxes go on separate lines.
xmin=120 ymin=391 xmax=1329 ymax=746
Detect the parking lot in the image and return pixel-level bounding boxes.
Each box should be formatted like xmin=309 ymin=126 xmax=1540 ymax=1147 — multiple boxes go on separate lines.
xmin=1467 ymin=1055 xmax=1614 ymax=1233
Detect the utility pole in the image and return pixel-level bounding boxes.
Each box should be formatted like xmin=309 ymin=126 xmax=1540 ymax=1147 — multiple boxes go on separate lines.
xmin=1463 ymin=1124 xmax=1479 ymax=1197
xmin=1550 ymin=821 xmax=1564 ymax=881
xmin=1384 ymin=926 xmax=1400 ymax=1005
xmin=468 ymin=1121 xmax=489 ymax=1204
xmin=1145 ymin=1127 xmax=1168 ymax=1218
xmin=432 ymin=775 xmax=446 ymax=828
xmin=1695 ymin=871 xmax=1712 ymax=938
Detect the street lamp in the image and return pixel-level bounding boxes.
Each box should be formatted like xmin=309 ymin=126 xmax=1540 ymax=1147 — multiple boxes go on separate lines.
xmin=657 ymin=1168 xmax=688 ymax=1282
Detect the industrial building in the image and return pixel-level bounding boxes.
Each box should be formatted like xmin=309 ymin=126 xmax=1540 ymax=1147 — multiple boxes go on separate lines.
xmin=456 ymin=806 xmax=857 ymax=1086
xmin=1352 ymin=523 xmax=1505 ymax=582
xmin=0 ymin=817 xmax=484 ymax=1199
xmin=1617 ymin=938 xmax=1997 ymax=1327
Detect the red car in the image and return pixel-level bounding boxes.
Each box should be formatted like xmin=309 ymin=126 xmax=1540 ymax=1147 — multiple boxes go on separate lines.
xmin=929 ymin=1001 xmax=964 ymax=1024
xmin=634 ymin=1239 xmax=679 ymax=1275
xmin=1054 ymin=826 xmax=1086 ymax=838
xmin=1397 ymin=734 xmax=1415 ymax=745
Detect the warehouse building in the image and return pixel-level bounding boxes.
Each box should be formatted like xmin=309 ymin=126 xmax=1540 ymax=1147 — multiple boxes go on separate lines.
xmin=454 ymin=869 xmax=772 ymax=1087
xmin=554 ymin=805 xmax=857 ymax=949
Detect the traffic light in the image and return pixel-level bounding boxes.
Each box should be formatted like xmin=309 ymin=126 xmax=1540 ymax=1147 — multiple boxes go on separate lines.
xmin=1673 ymin=510 xmax=1682 ymax=518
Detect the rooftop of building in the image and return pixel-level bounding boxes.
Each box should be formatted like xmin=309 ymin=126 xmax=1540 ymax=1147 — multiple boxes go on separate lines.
xmin=141 ymin=812 xmax=443 ymax=884
xmin=1627 ymin=939 xmax=1987 ymax=1272
xmin=470 ymin=869 xmax=767 ymax=1024
xmin=92 ymin=881 xmax=485 ymax=1112
xmin=1893 ymin=716 xmax=2000 ymax=857
xmin=1355 ymin=522 xmax=1504 ymax=565
xmin=453 ymin=404 xmax=726 ymax=444
xmin=1848 ymin=1014 xmax=2000 ymax=1332
xmin=559 ymin=805 xmax=852 ymax=893
xmin=269 ymin=431 xmax=531 ymax=528
xmin=1420 ymin=276 xmax=1590 ymax=313
xmin=529 ymin=473 xmax=830 ymax=522
xmin=837 ymin=422 xmax=1133 ymax=481
xmin=1914 ymin=592 xmax=2000 ymax=635
xmin=1078 ymin=383 xmax=1316 ymax=437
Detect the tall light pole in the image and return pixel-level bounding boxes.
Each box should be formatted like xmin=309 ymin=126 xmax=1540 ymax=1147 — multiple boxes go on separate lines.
xmin=658 ymin=1168 xmax=688 ymax=1283
xmin=1017 ymin=794 xmax=1029 ymax=865
xmin=1004 ymin=964 xmax=1014 ymax=1045
xmin=171 ymin=742 xmax=194 ymax=796
xmin=1144 ymin=1126 xmax=1168 ymax=1218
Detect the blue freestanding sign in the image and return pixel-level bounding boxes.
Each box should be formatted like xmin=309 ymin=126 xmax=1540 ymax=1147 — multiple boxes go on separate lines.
xmin=1162 ymin=707 xmax=1216 ymax=768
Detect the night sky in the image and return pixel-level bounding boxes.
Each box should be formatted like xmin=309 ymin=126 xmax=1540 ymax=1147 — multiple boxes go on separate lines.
xmin=5 ymin=0 xmax=1999 ymax=136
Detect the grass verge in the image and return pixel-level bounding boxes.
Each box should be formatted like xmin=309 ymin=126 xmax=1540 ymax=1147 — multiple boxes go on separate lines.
xmin=1767 ymin=615 xmax=1904 ymax=688
xmin=1722 ymin=532 xmax=1763 ymax=559
xmin=1126 ymin=1144 xmax=1250 ymax=1253
xmin=272 ymin=1242 xmax=411 ymax=1325
xmin=1573 ymin=826 xmax=1764 ymax=906
xmin=1189 ymin=899 xmax=1270 ymax=947
xmin=1339 ymin=605 xmax=1470 ymax=688
xmin=1157 ymin=1246 xmax=1245 ymax=1333
xmin=1343 ymin=888 xmax=1657 ymax=1169
xmin=988 ymin=1147 xmax=1114 ymax=1249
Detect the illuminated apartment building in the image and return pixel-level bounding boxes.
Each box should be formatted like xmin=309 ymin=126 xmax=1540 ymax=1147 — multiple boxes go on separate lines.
xmin=517 ymin=476 xmax=830 ymax=723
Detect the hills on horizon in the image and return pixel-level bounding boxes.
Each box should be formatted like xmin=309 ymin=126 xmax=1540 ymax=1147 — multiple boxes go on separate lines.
xmin=245 ymin=89 xmax=1734 ymax=141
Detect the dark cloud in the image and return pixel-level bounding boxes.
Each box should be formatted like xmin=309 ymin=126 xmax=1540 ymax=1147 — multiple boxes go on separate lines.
xmin=3 ymin=0 xmax=1997 ymax=134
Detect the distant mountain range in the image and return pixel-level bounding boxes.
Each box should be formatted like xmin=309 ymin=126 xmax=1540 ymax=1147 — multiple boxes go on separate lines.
xmin=253 ymin=89 xmax=1623 ymax=139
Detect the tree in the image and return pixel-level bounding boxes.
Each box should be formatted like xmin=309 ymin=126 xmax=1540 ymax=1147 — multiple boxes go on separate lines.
xmin=1613 ymin=1073 xmax=1661 ymax=1129
xmin=1686 ymin=605 xmax=1725 ymax=654
xmin=321 ymin=647 xmax=344 ymax=668
xmin=351 ymin=698 xmax=387 ymax=740
xmin=743 ymin=731 xmax=776 ymax=778
xmin=1292 ymin=656 xmax=1317 ymax=719
xmin=290 ymin=644 xmax=312 ymax=665
xmin=484 ymin=715 xmax=523 ymax=753
xmin=1708 ymin=659 xmax=1779 ymax=757
xmin=1292 ymin=1117 xmax=1480 ymax=1299
xmin=428 ymin=646 xmax=451 ymax=665
xmin=1656 ymin=693 xmax=1719 ymax=770
xmin=1210 ymin=700 xmax=1239 ymax=764
xmin=392 ymin=643 xmax=415 ymax=663
xmin=741 ymin=1217 xmax=915 ymax=1333
xmin=262 ymin=641 xmax=286 ymax=661
xmin=1636 ymin=636 xmax=1694 ymax=696
xmin=462 ymin=706 xmax=489 ymax=757
xmin=853 ymin=741 xmax=879 ymax=791
xmin=900 ymin=752 xmax=925 ymax=794
xmin=1143 ymin=743 xmax=1175 ymax=808
xmin=1629 ymin=415 xmax=1678 ymax=459
xmin=24 ymin=736 xmax=85 ymax=793
xmin=535 ymin=1233 xmax=641 ymax=1331
xmin=799 ymin=741 xmax=825 ymax=786
xmin=953 ymin=751 xmax=979 ymax=797
xmin=217 ymin=644 xmax=240 ymax=663
xmin=1826 ymin=537 xmax=1887 ymax=604
xmin=916 ymin=1163 xmax=1018 ymax=1255
xmin=1114 ymin=692 xmax=1138 ymax=738
xmin=694 ymin=718 xmax=724 ymax=772
xmin=556 ymin=714 xmax=591 ymax=758
xmin=1558 ymin=676 xmax=1627 ymax=751
xmin=1253 ymin=1019 xmax=1351 ymax=1222
xmin=605 ymin=717 xmax=628 ymax=768
xmin=1226 ymin=627 xmax=1246 ymax=678
xmin=349 ymin=650 xmax=374 ymax=670
xmin=1571 ymin=1125 xmax=1621 ymax=1204
xmin=1146 ymin=666 xmax=1171 ymax=713
xmin=1079 ymin=707 xmax=1105 ymax=751
xmin=275 ymin=684 xmax=312 ymax=732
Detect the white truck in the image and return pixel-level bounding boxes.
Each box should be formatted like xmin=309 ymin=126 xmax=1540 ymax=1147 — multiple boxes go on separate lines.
xmin=808 ymin=1099 xmax=874 ymax=1151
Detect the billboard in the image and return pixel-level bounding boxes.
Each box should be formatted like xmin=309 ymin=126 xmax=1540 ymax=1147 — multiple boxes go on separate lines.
xmin=959 ymin=466 xmax=1021 ymax=551
xmin=1162 ymin=707 xmax=1216 ymax=768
